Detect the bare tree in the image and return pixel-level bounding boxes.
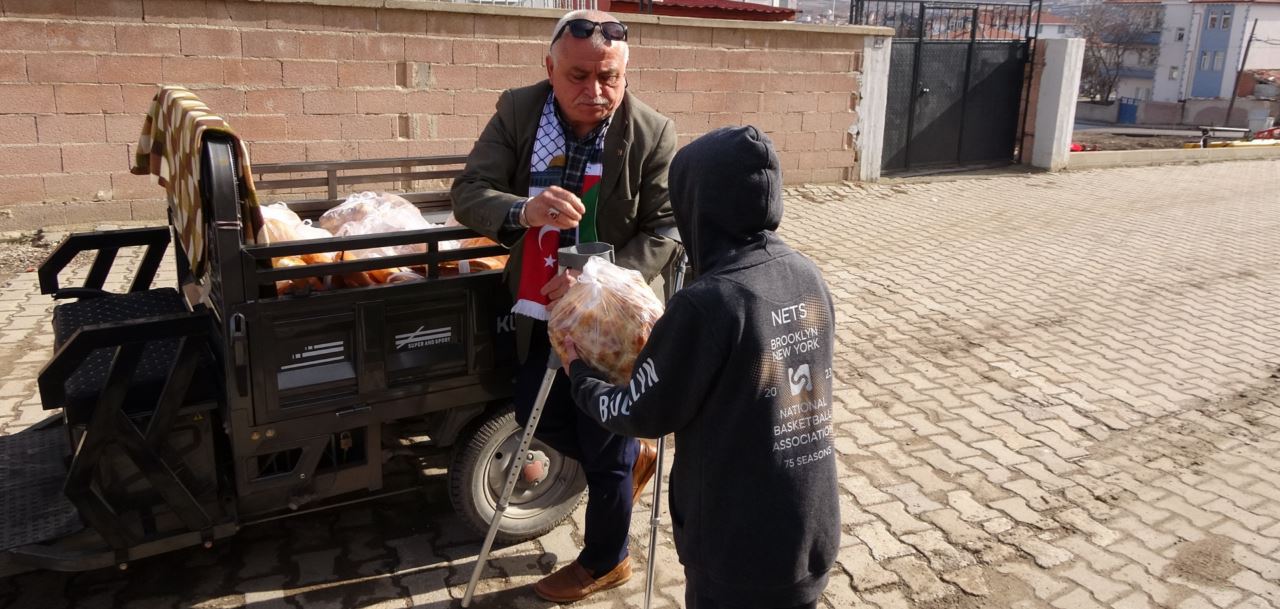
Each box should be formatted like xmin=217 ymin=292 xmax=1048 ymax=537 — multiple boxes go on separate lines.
xmin=1076 ymin=2 xmax=1161 ymax=102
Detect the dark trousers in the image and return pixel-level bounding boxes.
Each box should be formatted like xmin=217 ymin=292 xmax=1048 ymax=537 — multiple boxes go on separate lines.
xmin=684 ymin=574 xmax=819 ymax=609
xmin=515 ymin=326 xmax=638 ymax=576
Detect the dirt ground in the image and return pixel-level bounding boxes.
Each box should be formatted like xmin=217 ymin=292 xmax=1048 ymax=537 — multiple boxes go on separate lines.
xmin=0 ymin=233 xmax=53 ymax=286
xmin=1071 ymin=131 xmax=1198 ymax=151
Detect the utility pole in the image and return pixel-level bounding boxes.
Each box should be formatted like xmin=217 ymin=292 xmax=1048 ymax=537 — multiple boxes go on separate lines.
xmin=1225 ymin=18 xmax=1258 ymax=128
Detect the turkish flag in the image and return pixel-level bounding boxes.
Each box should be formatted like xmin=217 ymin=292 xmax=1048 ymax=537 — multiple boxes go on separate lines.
xmin=512 ymin=225 xmax=561 ymax=320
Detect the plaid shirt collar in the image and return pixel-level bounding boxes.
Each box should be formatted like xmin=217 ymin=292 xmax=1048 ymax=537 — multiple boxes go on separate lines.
xmin=553 ymin=100 xmax=611 ymax=195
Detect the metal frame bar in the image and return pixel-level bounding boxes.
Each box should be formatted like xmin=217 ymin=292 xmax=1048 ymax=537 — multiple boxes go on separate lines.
xmin=1016 ymin=0 xmax=1044 ymax=163
xmin=53 ymin=312 xmax=217 ymax=549
xmin=851 ymin=0 xmax=1036 ymax=41
xmin=38 ymin=227 xmax=171 ymax=296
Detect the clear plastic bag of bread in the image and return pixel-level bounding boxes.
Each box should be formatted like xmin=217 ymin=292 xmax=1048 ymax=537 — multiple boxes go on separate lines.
xmin=548 ymin=257 xmax=665 ymax=384
xmin=440 ymin=213 xmax=508 ymax=275
xmin=321 ymin=192 xmax=436 ymax=287
xmin=257 ymin=202 xmax=337 ymax=294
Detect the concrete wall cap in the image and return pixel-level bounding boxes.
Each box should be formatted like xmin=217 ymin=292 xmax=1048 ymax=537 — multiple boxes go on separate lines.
xmin=247 ymin=0 xmax=894 ymax=37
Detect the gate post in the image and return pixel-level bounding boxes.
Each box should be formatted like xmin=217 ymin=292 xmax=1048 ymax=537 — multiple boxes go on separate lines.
xmin=1030 ymin=38 xmax=1085 ymax=171
xmin=856 ymin=35 xmax=893 ymax=181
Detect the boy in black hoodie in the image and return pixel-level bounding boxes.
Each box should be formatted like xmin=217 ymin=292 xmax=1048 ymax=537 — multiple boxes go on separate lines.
xmin=561 ymin=126 xmax=840 ymax=609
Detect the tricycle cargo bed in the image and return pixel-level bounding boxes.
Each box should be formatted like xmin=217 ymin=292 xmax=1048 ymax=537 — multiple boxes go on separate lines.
xmin=192 ymin=138 xmax=524 ymax=516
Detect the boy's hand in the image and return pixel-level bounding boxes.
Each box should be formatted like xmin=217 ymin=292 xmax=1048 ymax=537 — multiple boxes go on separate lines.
xmin=561 ymin=337 xmax=579 ymax=375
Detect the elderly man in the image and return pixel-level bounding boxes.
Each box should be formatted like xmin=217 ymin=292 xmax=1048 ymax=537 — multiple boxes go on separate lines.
xmin=451 ymin=9 xmax=677 ymax=603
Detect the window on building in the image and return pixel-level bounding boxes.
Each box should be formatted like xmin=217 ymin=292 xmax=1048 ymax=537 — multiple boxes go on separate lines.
xmin=1176 ymin=27 xmax=1185 ymax=41
xmin=1200 ymin=51 xmax=1211 ymax=70
xmin=1213 ymin=51 xmax=1225 ymax=71
xmin=1208 ymin=11 xmax=1218 ymax=29
xmin=1058 ymin=25 xmax=1066 ymax=34
xmin=1221 ymin=12 xmax=1231 ymax=29
xmin=1170 ymin=66 xmax=1180 ymax=80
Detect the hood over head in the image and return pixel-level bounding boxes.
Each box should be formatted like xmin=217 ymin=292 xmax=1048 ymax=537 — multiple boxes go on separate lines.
xmin=669 ymin=125 xmax=783 ymax=275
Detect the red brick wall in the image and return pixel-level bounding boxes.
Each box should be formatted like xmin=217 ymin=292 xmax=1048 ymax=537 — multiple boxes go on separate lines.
xmin=0 ymin=0 xmax=876 ymax=230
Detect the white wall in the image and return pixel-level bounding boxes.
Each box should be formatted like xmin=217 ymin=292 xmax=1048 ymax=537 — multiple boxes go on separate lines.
xmin=1219 ymin=5 xmax=1280 ymax=98
xmin=1118 ymin=77 xmax=1155 ymax=100
xmin=856 ymin=35 xmax=892 ymax=182
xmin=1032 ymin=38 xmax=1086 ymax=171
xmin=1241 ymin=7 xmax=1280 ymax=71
xmin=1154 ymin=0 xmax=1193 ymax=102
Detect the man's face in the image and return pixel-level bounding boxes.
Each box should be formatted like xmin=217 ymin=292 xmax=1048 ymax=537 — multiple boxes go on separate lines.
xmin=545 ymin=35 xmax=627 ymax=136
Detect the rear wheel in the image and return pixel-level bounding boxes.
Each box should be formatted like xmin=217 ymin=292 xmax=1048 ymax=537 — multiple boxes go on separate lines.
xmin=448 ymin=407 xmax=586 ymax=544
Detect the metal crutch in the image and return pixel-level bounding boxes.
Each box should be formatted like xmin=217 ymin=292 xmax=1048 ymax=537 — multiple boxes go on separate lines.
xmin=462 ymin=242 xmax=616 ymax=608
xmin=644 ymin=240 xmax=688 ymax=609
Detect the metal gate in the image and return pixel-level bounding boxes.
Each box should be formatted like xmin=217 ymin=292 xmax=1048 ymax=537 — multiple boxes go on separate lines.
xmin=853 ymin=0 xmax=1042 ymax=174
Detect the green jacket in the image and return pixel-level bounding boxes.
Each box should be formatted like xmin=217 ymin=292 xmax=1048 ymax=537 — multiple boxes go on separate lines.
xmin=451 ymin=80 xmax=679 ymax=362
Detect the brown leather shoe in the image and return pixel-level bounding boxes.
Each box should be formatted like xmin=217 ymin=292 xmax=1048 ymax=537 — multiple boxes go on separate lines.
xmin=532 ymin=557 xmax=632 ymax=603
xmin=631 ymin=439 xmax=658 ymax=504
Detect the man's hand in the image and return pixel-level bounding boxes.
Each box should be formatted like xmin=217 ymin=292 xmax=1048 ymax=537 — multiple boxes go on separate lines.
xmin=541 ymin=269 xmax=581 ymax=303
xmin=561 ymin=337 xmax=579 ymax=375
xmin=526 ymin=186 xmax=586 ymax=230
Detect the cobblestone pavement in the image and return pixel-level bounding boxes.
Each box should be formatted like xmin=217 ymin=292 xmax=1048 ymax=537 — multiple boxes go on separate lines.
xmin=2 ymin=160 xmax=1279 ymax=609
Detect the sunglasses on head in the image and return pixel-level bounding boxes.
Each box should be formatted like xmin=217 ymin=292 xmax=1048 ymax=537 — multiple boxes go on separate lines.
xmin=551 ymin=18 xmax=629 ymax=47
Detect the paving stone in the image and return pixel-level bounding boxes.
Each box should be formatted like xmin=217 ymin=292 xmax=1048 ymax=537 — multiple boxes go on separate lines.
xmin=861 ymin=587 xmax=913 ymax=609
xmin=854 ymin=521 xmax=917 ymax=561
xmin=1063 ymin=486 xmax=1120 ymax=521
xmin=1050 ymin=587 xmax=1109 ymax=609
xmin=1056 ymin=536 xmax=1127 ymax=573
xmin=1229 ymin=570 xmax=1280 ymax=606
xmin=899 ymin=465 xmax=959 ymax=494
xmin=883 ymin=556 xmax=956 ymax=602
xmin=1165 ymin=575 xmax=1244 ymax=609
xmin=961 ymin=455 xmax=1015 ymax=485
xmin=914 ymin=449 xmax=971 ymax=477
xmin=994 ymin=562 xmax=1069 ymax=600
xmin=865 ymin=501 xmax=933 ymax=535
xmin=1059 ymin=563 xmax=1132 ymax=602
xmin=1211 ymin=520 xmax=1280 ymax=555
xmin=939 ymin=565 xmax=990 ymax=597
xmin=293 ymin=548 xmax=341 ymax=586
xmin=1153 ymin=477 xmax=1220 ymax=507
xmin=900 ymin=530 xmax=975 ymax=571
xmin=931 ymin=434 xmax=982 ymax=460
xmin=1004 ymin=478 xmax=1071 ymax=512
xmin=947 ymin=489 xmax=1003 ymax=522
xmin=1200 ymin=498 xmax=1275 ymax=533
xmin=973 ymin=438 xmax=1030 ymax=466
xmin=1014 ymin=461 xmax=1075 ymax=490
xmin=824 ymin=569 xmax=881 ymax=609
xmin=1112 ymin=591 xmax=1157 ymax=609
xmin=1232 ymin=595 xmax=1277 ymax=609
xmin=882 ymin=482 xmax=945 ymax=514
xmin=989 ymin=496 xmax=1056 ymax=530
xmin=1055 ymin=508 xmax=1122 ymax=547
xmin=1001 ymin=528 xmax=1074 ymax=568
xmin=923 ymin=509 xmax=988 ymax=549
xmin=1028 ymin=430 xmax=1090 ymax=460
xmin=837 ymin=542 xmax=899 ymax=591
xmin=842 ymin=473 xmax=895 ymax=506
xmin=1158 ymin=495 xmax=1225 ymax=528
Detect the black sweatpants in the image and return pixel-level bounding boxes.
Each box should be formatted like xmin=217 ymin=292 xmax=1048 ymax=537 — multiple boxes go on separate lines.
xmin=684 ymin=572 xmax=820 ymax=609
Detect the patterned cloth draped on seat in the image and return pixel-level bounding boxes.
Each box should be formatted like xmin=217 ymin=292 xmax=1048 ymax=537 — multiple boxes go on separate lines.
xmin=131 ymin=86 xmax=261 ymax=277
